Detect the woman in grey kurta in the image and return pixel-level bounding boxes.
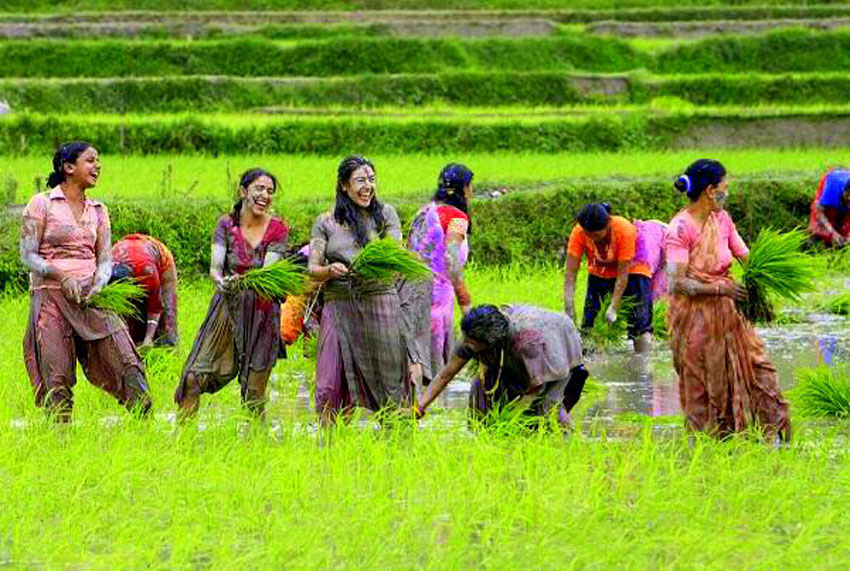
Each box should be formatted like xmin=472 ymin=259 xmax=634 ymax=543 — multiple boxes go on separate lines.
xmin=308 ymin=155 xmax=409 ymax=424
xmin=416 ymin=304 xmax=589 ymax=426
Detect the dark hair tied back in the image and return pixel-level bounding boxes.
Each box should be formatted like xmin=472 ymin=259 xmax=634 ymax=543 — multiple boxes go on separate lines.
xmin=461 ymin=305 xmax=510 ymax=348
xmin=674 ymin=159 xmax=726 ymax=202
xmin=576 ymin=203 xmax=612 ymax=233
xmin=231 ymin=167 xmax=278 ymax=226
xmin=334 ymin=154 xmax=385 ymax=248
xmin=47 ymin=141 xmax=92 ymax=189
xmin=434 ymin=162 xmax=474 ymax=233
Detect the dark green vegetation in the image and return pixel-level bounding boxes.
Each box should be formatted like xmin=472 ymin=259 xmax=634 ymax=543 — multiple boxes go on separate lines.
xmin=0 ymin=175 xmax=821 ymax=291
xmin=790 ymin=366 xmax=850 ymax=418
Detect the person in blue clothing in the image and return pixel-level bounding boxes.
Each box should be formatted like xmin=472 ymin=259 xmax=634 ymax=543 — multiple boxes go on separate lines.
xmin=809 ymin=169 xmax=850 ymax=248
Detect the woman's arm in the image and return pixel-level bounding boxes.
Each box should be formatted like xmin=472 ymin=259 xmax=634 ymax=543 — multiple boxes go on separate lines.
xmin=563 ymin=254 xmax=581 ymax=320
xmin=445 ymin=220 xmax=471 ymax=314
xmin=308 ymin=217 xmax=348 ymax=281
xmin=667 ymin=261 xmax=746 ymax=301
xmin=609 ymin=259 xmax=631 ymax=313
xmin=87 ymin=208 xmax=112 ymax=300
xmin=20 ymin=209 xmax=83 ymax=302
xmin=416 ymin=354 xmax=469 ymax=414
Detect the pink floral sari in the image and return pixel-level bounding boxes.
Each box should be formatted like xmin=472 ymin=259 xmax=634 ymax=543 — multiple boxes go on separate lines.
xmin=666 ymin=210 xmax=791 ymax=440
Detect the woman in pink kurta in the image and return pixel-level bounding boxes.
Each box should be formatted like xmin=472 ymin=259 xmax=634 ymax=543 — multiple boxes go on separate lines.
xmin=20 ymin=142 xmax=150 ymax=421
xmin=666 ymin=159 xmax=791 ymax=441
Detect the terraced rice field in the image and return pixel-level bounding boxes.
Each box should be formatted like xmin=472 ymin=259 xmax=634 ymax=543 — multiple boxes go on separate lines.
xmin=2 ymin=2 xmax=850 ymax=567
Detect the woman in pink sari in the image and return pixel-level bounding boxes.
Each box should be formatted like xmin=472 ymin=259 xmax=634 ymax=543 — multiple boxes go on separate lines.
xmin=666 ymin=159 xmax=791 ymax=442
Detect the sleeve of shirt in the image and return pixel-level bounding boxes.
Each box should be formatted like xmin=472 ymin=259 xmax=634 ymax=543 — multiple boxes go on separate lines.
xmin=665 ymin=218 xmax=691 ymax=265
xmin=615 ymin=220 xmax=636 ymax=261
xmin=22 ymin=193 xmax=47 ymax=221
xmin=566 ymin=226 xmax=585 ymax=259
xmin=139 ymin=262 xmax=163 ymax=316
xmin=384 ymin=204 xmax=402 ymax=240
xmin=309 ymin=214 xmax=330 ymax=265
xmin=212 ymin=216 xmax=229 ymax=247
xmin=727 ymin=215 xmax=750 ymax=259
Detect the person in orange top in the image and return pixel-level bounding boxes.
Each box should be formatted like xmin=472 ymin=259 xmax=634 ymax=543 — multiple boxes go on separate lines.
xmin=563 ymin=203 xmax=654 ymax=353
xmin=111 ymin=233 xmax=179 ymax=348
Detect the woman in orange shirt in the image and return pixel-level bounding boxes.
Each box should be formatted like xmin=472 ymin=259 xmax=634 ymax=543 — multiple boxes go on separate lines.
xmin=563 ymin=203 xmax=656 ymax=353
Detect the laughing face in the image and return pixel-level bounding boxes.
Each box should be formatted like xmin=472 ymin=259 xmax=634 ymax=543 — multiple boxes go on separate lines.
xmin=64 ymin=146 xmax=100 ymax=189
xmin=344 ymin=165 xmax=376 ymax=208
xmin=240 ymin=175 xmax=276 ymax=216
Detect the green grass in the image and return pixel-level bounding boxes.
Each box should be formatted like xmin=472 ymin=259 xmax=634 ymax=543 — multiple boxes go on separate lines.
xmin=87 ymin=279 xmax=147 ymax=318
xmin=2 ymin=148 xmax=846 ymax=204
xmin=790 ymin=365 xmax=850 ymax=418
xmin=1 ymin=266 xmax=850 ymax=565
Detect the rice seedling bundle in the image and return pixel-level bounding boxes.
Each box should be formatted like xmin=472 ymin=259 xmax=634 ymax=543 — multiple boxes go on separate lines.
xmin=87 ymin=279 xmax=147 ymax=318
xmin=584 ymin=294 xmax=635 ymax=350
xmin=235 ymin=258 xmax=306 ymax=301
xmin=652 ymin=300 xmax=669 ymax=340
xmin=350 ymin=237 xmax=431 ymax=283
xmin=737 ymin=228 xmax=815 ymax=324
xmin=789 ymin=365 xmax=850 ymax=418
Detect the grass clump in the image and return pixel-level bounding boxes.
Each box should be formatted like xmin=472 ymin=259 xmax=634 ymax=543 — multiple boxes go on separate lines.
xmin=350 ymin=237 xmax=431 ymax=284
xmin=87 ymin=279 xmax=146 ymax=318
xmin=789 ymin=366 xmax=850 ymax=418
xmin=652 ymin=300 xmax=668 ymax=340
xmin=823 ymin=291 xmax=850 ymax=316
xmin=235 ymin=258 xmax=306 ymax=301
xmin=737 ymin=228 xmax=814 ymax=324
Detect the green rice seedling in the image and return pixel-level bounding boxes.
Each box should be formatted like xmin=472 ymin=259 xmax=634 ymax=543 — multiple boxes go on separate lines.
xmin=737 ymin=228 xmax=815 ymax=324
xmin=235 ymin=258 xmax=306 ymax=301
xmin=350 ymin=237 xmax=431 ymax=283
xmin=789 ymin=365 xmax=850 ymax=418
xmin=824 ymin=291 xmax=850 ymax=316
xmin=584 ymin=294 xmax=635 ymax=350
xmin=652 ymin=300 xmax=669 ymax=340
xmin=87 ymin=279 xmax=146 ymax=318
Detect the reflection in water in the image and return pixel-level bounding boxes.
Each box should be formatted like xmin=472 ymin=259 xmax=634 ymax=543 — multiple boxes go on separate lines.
xmin=282 ymin=315 xmax=849 ymax=423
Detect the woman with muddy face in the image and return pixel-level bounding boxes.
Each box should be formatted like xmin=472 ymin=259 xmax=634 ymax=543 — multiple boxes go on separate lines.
xmin=564 ymin=203 xmax=657 ymax=353
xmin=809 ymin=169 xmax=850 ymax=248
xmin=403 ymin=163 xmax=475 ymax=395
xmin=175 ymin=168 xmax=289 ymax=421
xmin=415 ymin=304 xmax=587 ymax=429
xmin=308 ymin=155 xmax=409 ymax=426
xmin=20 ymin=142 xmax=151 ymax=421
xmin=666 ymin=158 xmax=791 ymax=442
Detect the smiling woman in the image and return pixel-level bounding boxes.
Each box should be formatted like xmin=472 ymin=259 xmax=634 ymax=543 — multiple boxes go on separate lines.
xmin=19 ymin=142 xmax=151 ymax=421
xmin=308 ymin=155 xmax=410 ymax=426
xmin=174 ymin=167 xmax=289 ymax=421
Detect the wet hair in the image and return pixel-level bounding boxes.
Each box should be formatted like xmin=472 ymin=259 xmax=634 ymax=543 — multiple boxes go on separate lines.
xmin=576 ymin=203 xmax=612 ymax=233
xmin=433 ymin=163 xmax=474 ymax=233
xmin=47 ymin=141 xmax=93 ymax=188
xmin=461 ymin=305 xmax=510 ymax=349
xmin=334 ymin=154 xmax=386 ymax=248
xmin=231 ymin=168 xmax=278 ymax=227
xmin=109 ymin=262 xmax=133 ymax=284
xmin=674 ymin=159 xmax=727 ymax=202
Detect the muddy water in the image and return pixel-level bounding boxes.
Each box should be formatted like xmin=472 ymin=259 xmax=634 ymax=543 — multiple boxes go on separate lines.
xmin=282 ymin=313 xmax=849 ymax=425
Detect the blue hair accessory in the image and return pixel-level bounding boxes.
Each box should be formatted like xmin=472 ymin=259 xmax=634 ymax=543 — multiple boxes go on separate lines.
xmin=678 ymin=174 xmax=692 ymax=194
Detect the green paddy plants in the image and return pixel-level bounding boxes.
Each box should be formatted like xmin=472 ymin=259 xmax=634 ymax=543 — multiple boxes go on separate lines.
xmin=790 ymin=365 xmax=850 ymax=418
xmin=236 ymin=257 xmax=306 ymax=301
xmin=350 ymin=237 xmax=432 ymax=283
xmin=87 ymin=278 xmax=147 ymax=318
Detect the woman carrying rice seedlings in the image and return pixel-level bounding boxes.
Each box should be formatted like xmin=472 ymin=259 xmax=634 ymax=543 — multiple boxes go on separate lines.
xmin=404 ymin=163 xmax=475 ymax=391
xmin=111 ymin=234 xmax=179 ymax=349
xmin=308 ymin=155 xmax=408 ymax=425
xmin=808 ymin=168 xmax=850 ymax=248
xmin=415 ymin=305 xmax=588 ymax=428
xmin=19 ymin=142 xmax=151 ymax=421
xmin=666 ymin=159 xmax=791 ymax=442
xmin=564 ymin=203 xmax=664 ymax=353
xmin=175 ymin=168 xmax=289 ymax=420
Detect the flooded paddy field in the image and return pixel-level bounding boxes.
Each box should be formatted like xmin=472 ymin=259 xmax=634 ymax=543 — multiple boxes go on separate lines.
xmin=2 ymin=263 xmax=849 ymax=566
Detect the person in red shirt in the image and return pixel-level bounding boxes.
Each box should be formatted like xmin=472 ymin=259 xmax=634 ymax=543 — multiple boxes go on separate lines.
xmin=111 ymin=234 xmax=179 ymax=348
xmin=809 ymin=169 xmax=850 ymax=248
xmin=563 ymin=203 xmax=654 ymax=353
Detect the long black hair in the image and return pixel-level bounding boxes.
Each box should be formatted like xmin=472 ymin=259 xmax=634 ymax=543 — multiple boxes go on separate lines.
xmin=674 ymin=159 xmax=727 ymax=202
xmin=433 ymin=162 xmax=474 ymax=232
xmin=231 ymin=167 xmax=278 ymax=227
xmin=461 ymin=305 xmax=510 ymax=348
xmin=47 ymin=141 xmax=92 ymax=188
xmin=334 ymin=155 xmax=386 ymax=248
xmin=576 ymin=203 xmax=612 ymax=233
